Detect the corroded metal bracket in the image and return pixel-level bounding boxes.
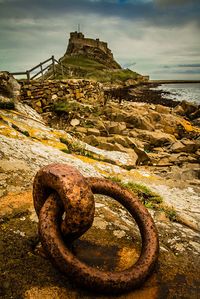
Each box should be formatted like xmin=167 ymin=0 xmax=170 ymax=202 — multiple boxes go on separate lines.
xmin=33 ymin=163 xmax=159 ymax=294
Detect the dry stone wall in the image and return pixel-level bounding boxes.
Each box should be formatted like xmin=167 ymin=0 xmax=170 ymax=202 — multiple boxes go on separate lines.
xmin=19 ymin=79 xmax=104 ymax=113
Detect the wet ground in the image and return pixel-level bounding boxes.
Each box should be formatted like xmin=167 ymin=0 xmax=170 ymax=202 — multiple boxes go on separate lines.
xmin=0 ymin=192 xmax=199 ymax=299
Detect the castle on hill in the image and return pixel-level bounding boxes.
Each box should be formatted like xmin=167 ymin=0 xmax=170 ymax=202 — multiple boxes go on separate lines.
xmin=65 ymin=31 xmax=121 ymax=69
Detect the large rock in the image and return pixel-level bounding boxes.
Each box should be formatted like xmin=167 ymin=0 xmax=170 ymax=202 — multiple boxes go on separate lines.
xmin=138 ymin=130 xmax=176 ymax=148
xmin=87 ymin=128 xmax=101 ymax=136
xmin=113 ymin=135 xmax=129 ymax=147
xmin=155 ymin=105 xmax=171 ymax=114
xmin=170 ymin=139 xmax=200 ymax=153
xmin=0 ymin=71 xmax=21 ymax=108
xmin=173 ymin=101 xmax=200 ymax=120
xmin=180 ymin=100 xmax=198 ymax=117
xmin=126 ymin=114 xmax=154 ymax=131
xmin=107 ymin=122 xmax=126 ymax=135
xmin=132 ymin=145 xmax=152 ymax=165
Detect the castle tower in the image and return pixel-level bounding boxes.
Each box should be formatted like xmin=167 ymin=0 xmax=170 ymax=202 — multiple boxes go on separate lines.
xmin=65 ymin=31 xmax=121 ymax=69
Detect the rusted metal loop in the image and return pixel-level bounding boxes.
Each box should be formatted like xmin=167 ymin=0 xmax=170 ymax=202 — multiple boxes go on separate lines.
xmin=34 ymin=163 xmax=159 ymax=294
xmin=33 ymin=163 xmax=95 ymax=240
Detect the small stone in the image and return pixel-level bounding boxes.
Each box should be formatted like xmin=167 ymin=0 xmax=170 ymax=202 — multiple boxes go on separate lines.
xmin=75 ymin=127 xmax=87 ymax=134
xmin=70 ymin=118 xmax=80 ymax=127
xmin=87 ymin=128 xmax=100 ymax=136
xmin=51 ymin=94 xmax=58 ymax=100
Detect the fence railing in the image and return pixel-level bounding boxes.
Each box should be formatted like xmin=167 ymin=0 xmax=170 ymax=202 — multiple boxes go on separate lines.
xmin=11 ymin=56 xmax=69 ymax=81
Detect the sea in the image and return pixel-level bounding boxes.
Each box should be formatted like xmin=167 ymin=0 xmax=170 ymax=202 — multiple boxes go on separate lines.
xmin=151 ymin=83 xmax=200 ymax=105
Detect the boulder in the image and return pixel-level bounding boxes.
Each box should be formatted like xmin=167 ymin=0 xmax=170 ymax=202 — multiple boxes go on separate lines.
xmin=190 ymin=108 xmax=200 ymax=120
xmin=131 ymin=144 xmax=152 ymax=165
xmin=84 ymin=135 xmax=99 ymax=146
xmin=107 ymin=122 xmax=126 ymax=135
xmin=98 ymin=141 xmax=115 ymax=151
xmin=87 ymin=128 xmax=101 ymax=136
xmin=111 ymin=143 xmax=127 ymax=152
xmin=126 ymin=114 xmax=154 ymax=131
xmin=0 ymin=71 xmax=20 ymax=109
xmin=75 ymin=126 xmax=88 ymax=134
xmin=170 ymin=140 xmax=200 ymax=154
xmin=147 ymin=111 xmax=162 ymax=123
xmin=113 ymin=135 xmax=129 ymax=147
xmin=96 ymin=120 xmax=106 ymax=131
xmin=173 ymin=105 xmax=185 ymax=116
xmin=180 ymin=100 xmax=198 ymax=117
xmin=138 ymin=130 xmax=176 ymax=148
xmin=155 ymin=105 xmax=171 ymax=114
xmin=181 ymin=139 xmax=200 ymax=152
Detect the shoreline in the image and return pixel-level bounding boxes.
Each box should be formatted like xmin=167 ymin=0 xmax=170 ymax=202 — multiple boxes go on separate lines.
xmin=105 ymin=83 xmax=181 ymax=108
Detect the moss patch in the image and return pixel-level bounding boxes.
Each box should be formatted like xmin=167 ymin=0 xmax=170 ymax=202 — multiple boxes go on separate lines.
xmin=108 ymin=176 xmax=178 ymax=221
xmin=0 ymin=101 xmax=15 ymax=110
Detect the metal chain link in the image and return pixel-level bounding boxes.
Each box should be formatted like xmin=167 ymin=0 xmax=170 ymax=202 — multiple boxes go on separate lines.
xmin=33 ymin=163 xmax=159 ymax=294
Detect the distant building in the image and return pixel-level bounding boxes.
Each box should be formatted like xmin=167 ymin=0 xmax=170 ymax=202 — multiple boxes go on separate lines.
xmin=65 ymin=31 xmax=121 ymax=69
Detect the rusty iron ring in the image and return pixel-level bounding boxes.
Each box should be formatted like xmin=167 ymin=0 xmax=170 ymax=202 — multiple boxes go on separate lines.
xmin=33 ymin=163 xmax=159 ymax=294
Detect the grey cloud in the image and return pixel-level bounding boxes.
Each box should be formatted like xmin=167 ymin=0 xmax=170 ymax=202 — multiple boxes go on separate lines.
xmin=163 ymin=64 xmax=200 ymax=68
xmin=176 ymin=69 xmax=200 ymax=74
xmin=0 ymin=0 xmax=199 ymax=28
xmin=0 ymin=0 xmax=199 ymax=80
xmin=178 ymin=64 xmax=200 ymax=68
xmin=154 ymin=0 xmax=199 ymax=6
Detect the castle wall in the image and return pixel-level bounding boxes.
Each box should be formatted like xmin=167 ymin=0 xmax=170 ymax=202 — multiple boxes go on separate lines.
xmin=69 ymin=32 xmax=112 ymax=56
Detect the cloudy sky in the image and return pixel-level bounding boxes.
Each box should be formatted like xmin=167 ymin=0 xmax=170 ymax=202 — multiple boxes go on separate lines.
xmin=0 ymin=0 xmax=200 ymax=79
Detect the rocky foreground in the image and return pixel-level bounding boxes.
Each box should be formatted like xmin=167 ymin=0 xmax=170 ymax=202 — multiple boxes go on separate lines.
xmin=0 ymin=73 xmax=200 ymax=298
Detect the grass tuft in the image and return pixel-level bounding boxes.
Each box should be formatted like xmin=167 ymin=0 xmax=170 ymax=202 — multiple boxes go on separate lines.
xmin=108 ymin=176 xmax=177 ymax=221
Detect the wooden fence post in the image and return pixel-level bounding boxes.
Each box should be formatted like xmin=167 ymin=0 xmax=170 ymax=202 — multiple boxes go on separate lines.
xmin=40 ymin=63 xmax=44 ymax=81
xmin=52 ymin=55 xmax=55 ymax=79
xmin=26 ymin=70 xmax=30 ymax=81
xmin=61 ymin=62 xmax=64 ymax=77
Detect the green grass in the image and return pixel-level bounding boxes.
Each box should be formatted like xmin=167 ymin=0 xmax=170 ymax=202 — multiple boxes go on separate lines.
xmin=53 ymin=101 xmax=79 ymax=113
xmin=108 ymin=176 xmax=178 ymax=221
xmin=109 ymin=177 xmax=177 ymax=221
xmin=160 ymin=206 xmax=177 ymax=222
xmin=62 ymin=55 xmax=105 ymax=70
xmin=109 ymin=176 xmax=162 ymax=208
xmin=56 ymin=55 xmax=139 ymax=83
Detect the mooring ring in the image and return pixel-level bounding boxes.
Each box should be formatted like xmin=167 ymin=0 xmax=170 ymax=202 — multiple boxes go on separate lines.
xmin=34 ymin=165 xmax=159 ymax=294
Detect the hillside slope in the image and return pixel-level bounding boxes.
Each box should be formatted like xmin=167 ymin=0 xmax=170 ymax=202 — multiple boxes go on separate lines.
xmin=46 ymin=32 xmax=140 ymax=82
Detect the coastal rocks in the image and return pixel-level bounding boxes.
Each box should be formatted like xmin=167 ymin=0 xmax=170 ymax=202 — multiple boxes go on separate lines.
xmin=138 ymin=130 xmax=176 ymax=148
xmin=0 ymin=71 xmax=20 ymax=109
xmin=87 ymin=127 xmax=101 ymax=136
xmin=0 ymin=97 xmax=200 ymax=298
xmin=179 ymin=100 xmax=198 ymax=116
xmin=170 ymin=140 xmax=200 ymax=153
xmin=173 ymin=100 xmax=200 ymax=121
xmin=155 ymin=104 xmax=171 ymax=114
xmin=126 ymin=114 xmax=154 ymax=131
xmin=107 ymin=122 xmax=126 ymax=135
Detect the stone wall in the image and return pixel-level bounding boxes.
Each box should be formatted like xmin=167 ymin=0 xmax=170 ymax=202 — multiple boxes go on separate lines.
xmin=19 ymin=79 xmax=104 ymax=113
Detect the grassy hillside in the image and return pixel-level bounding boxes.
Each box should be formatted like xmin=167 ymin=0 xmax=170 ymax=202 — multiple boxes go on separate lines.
xmin=56 ymin=55 xmax=139 ymax=83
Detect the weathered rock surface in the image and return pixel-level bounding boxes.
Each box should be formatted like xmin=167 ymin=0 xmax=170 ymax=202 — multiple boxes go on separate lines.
xmin=0 ymin=89 xmax=200 ymax=298
xmin=0 ymin=71 xmax=20 ymax=108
